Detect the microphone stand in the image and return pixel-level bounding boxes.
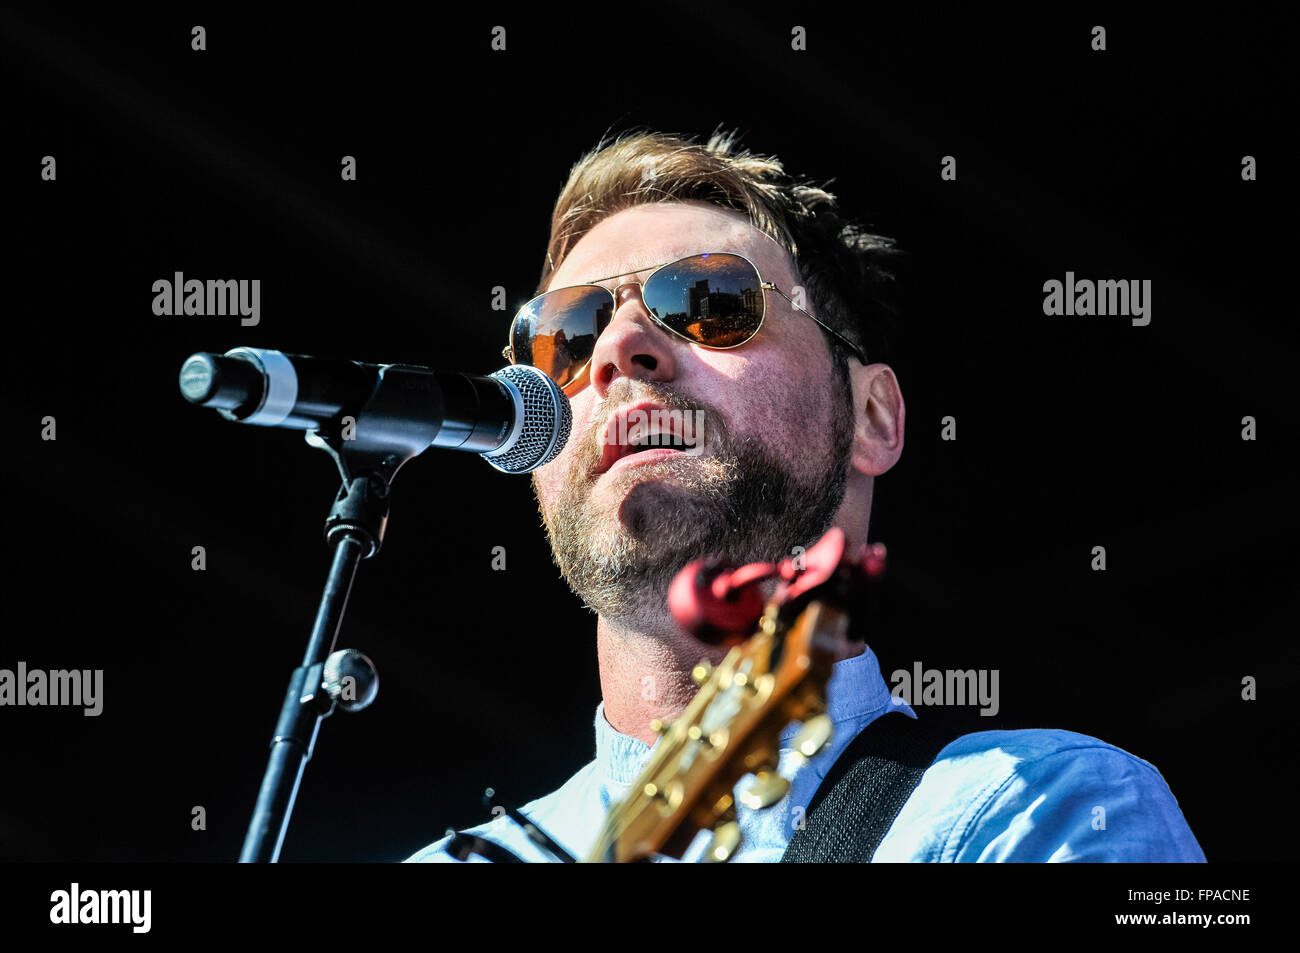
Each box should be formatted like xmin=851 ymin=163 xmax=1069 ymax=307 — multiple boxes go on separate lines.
xmin=238 ymin=364 xmax=446 ymax=862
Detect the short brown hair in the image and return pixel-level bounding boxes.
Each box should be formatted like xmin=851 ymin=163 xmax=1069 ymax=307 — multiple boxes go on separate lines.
xmin=538 ymin=127 xmax=901 ymax=366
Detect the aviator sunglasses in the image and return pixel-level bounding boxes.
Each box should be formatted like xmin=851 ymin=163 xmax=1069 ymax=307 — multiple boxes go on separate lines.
xmin=501 ymin=251 xmax=867 ymax=391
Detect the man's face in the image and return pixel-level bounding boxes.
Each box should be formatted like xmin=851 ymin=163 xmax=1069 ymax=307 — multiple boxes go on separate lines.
xmin=530 ymin=201 xmax=856 ymax=630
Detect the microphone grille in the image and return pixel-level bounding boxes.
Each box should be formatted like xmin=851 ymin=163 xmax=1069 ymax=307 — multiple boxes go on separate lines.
xmin=484 ymin=365 xmax=572 ymax=473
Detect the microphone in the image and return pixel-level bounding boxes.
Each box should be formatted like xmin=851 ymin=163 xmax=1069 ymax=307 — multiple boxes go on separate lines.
xmin=178 ymin=346 xmax=571 ymax=473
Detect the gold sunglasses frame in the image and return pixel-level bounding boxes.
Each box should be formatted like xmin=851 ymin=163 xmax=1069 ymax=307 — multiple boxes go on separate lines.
xmin=500 ymin=251 xmax=868 ymax=389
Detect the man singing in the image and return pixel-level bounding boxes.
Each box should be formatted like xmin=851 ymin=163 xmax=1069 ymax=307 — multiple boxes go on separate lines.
xmin=407 ymin=129 xmax=1204 ymax=862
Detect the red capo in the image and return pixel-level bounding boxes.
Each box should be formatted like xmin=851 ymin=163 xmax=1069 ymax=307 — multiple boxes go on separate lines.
xmin=667 ymin=528 xmax=887 ymax=645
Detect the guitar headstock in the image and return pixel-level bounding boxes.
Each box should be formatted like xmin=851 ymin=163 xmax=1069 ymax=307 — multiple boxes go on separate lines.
xmin=586 ymin=528 xmax=886 ymax=863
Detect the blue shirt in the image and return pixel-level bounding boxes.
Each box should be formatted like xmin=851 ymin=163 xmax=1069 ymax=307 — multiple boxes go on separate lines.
xmin=406 ymin=646 xmax=1205 ymax=862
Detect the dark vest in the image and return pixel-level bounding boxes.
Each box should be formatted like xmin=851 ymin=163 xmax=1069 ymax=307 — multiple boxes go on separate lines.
xmin=780 ymin=711 xmax=965 ymax=862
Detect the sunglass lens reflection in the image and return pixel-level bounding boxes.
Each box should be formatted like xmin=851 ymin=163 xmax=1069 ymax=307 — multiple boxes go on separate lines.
xmin=512 ymin=286 xmax=609 ymax=386
xmin=643 ymin=253 xmax=763 ymax=347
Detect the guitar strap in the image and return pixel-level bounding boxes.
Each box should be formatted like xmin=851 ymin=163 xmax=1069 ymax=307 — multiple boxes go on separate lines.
xmin=780 ymin=710 xmax=965 ymax=863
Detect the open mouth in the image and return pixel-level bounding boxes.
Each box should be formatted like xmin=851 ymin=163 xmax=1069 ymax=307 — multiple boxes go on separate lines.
xmin=596 ymin=401 xmax=703 ymax=476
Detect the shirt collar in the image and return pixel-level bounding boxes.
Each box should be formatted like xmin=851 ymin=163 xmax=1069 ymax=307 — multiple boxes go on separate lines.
xmin=593 ymin=701 xmax=654 ymax=786
xmin=593 ymin=643 xmax=896 ymax=786
xmin=780 ymin=642 xmax=898 ymax=743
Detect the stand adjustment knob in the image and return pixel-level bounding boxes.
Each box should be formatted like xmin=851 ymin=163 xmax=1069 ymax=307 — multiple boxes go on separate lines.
xmin=323 ymin=649 xmax=379 ymax=712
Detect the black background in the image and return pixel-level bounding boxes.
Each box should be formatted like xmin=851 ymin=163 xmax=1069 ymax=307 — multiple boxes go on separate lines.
xmin=3 ymin=4 xmax=1294 ymax=864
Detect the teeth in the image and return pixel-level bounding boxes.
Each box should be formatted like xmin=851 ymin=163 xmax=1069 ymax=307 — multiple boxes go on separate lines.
xmin=627 ymin=435 xmax=689 ymax=450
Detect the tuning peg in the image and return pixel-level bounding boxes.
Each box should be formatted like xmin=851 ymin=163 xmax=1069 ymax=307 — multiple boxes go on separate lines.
xmin=643 ymin=781 xmax=684 ymax=811
xmin=738 ymin=771 xmax=790 ymax=810
xmin=730 ymin=670 xmax=759 ymax=693
xmin=861 ymin=542 xmax=887 ymax=577
xmin=704 ymin=821 xmax=742 ymax=862
xmin=649 ymin=718 xmax=672 ymax=735
xmin=691 ymin=662 xmax=713 ymax=685
xmin=792 ymin=714 xmax=833 ymax=759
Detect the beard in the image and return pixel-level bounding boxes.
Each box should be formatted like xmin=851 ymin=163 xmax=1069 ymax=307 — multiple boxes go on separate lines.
xmin=534 ymin=369 xmax=856 ymax=632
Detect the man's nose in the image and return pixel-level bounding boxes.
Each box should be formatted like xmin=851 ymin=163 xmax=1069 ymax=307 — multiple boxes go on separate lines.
xmin=588 ymin=282 xmax=678 ymax=399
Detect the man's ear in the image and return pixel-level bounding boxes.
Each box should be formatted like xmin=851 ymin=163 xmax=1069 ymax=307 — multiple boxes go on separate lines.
xmin=848 ymin=363 xmax=905 ymax=476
